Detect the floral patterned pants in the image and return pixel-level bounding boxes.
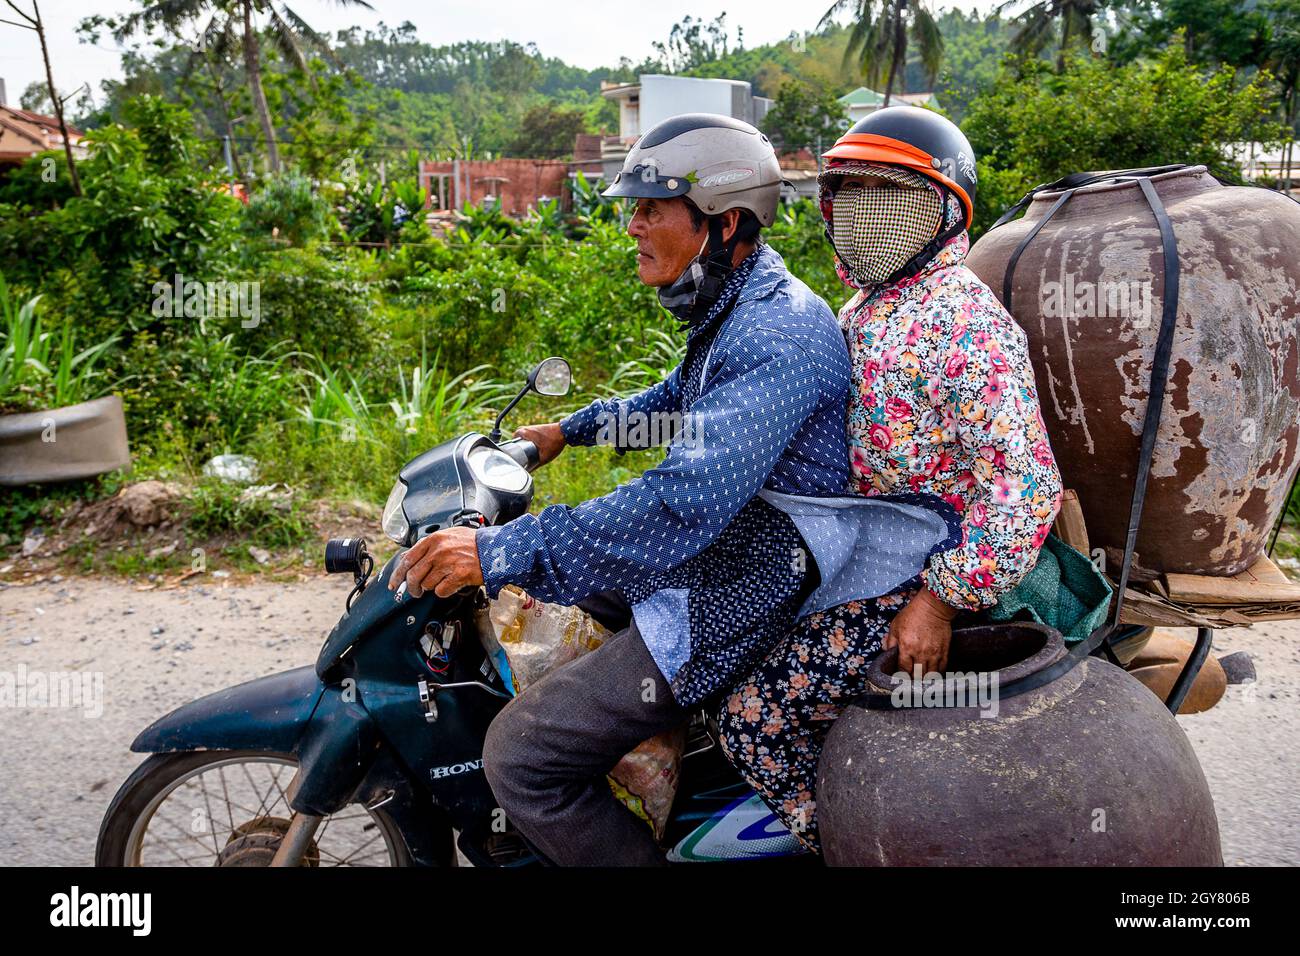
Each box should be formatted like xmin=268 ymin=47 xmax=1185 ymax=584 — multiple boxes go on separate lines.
xmin=715 ymin=590 xmax=914 ymax=854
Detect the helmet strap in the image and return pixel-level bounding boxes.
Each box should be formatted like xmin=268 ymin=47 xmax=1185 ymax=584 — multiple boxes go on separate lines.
xmin=694 ymin=216 xmax=730 ymax=310
xmin=687 ymin=211 xmax=761 ymax=325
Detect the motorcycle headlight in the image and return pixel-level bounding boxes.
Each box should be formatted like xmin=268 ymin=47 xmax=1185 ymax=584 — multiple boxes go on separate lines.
xmin=381 ymin=480 xmax=410 ymax=544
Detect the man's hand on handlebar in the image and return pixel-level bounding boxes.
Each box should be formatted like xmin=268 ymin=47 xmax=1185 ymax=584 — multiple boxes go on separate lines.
xmin=388 ymin=424 xmax=564 ymax=599
xmin=513 ymin=422 xmax=566 ymax=467
xmin=388 ymin=526 xmax=483 ymax=599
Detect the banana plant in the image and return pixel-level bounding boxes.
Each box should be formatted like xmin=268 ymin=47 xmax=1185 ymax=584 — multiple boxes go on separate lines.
xmin=388 ymin=340 xmax=510 ymax=437
xmin=1 ymin=274 xmax=117 ymax=413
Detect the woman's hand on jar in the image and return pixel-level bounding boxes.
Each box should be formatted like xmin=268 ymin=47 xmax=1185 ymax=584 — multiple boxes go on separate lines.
xmin=886 ymin=588 xmax=960 ymax=675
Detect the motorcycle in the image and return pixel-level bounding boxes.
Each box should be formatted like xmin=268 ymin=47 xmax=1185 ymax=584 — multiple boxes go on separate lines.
xmin=96 ymin=357 xmax=815 ymax=867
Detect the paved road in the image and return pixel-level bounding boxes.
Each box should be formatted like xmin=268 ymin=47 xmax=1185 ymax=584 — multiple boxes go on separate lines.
xmin=0 ymin=576 xmax=1295 ymax=866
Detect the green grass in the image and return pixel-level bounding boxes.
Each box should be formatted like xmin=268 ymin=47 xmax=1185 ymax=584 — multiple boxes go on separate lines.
xmin=185 ymin=479 xmax=314 ymax=548
xmin=531 ymin=444 xmax=659 ymax=509
xmin=0 ymin=200 xmax=821 ymax=567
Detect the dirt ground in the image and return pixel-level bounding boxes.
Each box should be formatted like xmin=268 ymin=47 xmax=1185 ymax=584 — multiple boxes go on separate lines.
xmin=0 ymin=573 xmax=1296 ymax=867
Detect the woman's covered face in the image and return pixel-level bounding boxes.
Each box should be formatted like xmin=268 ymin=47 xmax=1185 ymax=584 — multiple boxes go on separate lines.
xmin=823 ymin=164 xmax=945 ymax=287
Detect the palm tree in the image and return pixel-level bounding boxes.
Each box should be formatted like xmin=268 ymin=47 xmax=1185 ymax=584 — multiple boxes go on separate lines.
xmin=1266 ymin=0 xmax=1300 ymax=192
xmin=1 ymin=1 xmax=83 ymax=194
xmin=998 ymin=0 xmax=1108 ymax=71
xmin=819 ymin=0 xmax=944 ymax=107
xmin=111 ymin=0 xmax=372 ymax=173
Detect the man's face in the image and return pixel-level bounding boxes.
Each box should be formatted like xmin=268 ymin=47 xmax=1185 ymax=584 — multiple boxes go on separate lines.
xmin=626 ymin=197 xmax=707 ymax=287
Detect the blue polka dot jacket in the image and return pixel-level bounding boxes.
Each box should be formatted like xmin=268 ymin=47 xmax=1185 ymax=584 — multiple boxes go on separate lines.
xmin=476 ymin=244 xmax=960 ymax=706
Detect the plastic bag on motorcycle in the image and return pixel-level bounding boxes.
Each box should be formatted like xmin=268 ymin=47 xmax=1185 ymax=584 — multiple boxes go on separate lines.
xmin=482 ymin=586 xmax=687 ymax=840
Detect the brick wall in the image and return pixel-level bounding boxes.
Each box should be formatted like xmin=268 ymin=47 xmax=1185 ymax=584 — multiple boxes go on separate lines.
xmin=421 ymin=158 xmax=572 ymax=216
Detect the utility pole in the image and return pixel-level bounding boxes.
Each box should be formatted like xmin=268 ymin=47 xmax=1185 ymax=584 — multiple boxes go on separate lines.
xmin=222 ymin=134 xmax=236 ymax=196
xmin=1 ymin=0 xmax=82 ymax=195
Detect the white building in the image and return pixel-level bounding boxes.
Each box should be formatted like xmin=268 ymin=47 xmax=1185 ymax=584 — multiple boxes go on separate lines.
xmin=599 ymin=74 xmax=774 ymax=180
xmin=838 ymin=87 xmax=940 ymax=126
xmin=1230 ymin=142 xmax=1300 ymax=185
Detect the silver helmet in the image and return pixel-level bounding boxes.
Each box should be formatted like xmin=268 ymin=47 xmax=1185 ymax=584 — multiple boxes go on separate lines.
xmin=602 ymin=113 xmax=783 ymax=227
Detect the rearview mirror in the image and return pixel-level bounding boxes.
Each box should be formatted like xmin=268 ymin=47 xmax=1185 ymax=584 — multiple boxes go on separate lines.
xmin=489 ymin=355 xmax=574 ymax=443
xmin=530 ymin=356 xmax=571 ymax=397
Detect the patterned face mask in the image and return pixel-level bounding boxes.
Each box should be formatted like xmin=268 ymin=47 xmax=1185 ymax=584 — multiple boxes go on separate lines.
xmin=657 ymin=257 xmax=710 ymax=322
xmin=828 ymin=165 xmax=944 ymax=287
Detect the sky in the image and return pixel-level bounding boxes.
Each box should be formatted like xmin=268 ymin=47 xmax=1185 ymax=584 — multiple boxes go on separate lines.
xmin=0 ymin=0 xmax=1001 ymax=111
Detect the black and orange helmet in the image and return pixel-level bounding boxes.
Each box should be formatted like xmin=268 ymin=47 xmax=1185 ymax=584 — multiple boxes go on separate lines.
xmin=822 ymin=106 xmax=977 ymax=230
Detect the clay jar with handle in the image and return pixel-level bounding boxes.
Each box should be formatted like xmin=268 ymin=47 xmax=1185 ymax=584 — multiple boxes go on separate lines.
xmin=816 ymin=623 xmax=1223 ymax=866
xmin=966 ymin=166 xmax=1300 ymax=576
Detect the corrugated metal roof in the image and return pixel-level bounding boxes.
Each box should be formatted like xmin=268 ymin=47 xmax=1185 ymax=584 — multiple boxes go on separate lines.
xmin=838 ymin=86 xmax=886 ymax=106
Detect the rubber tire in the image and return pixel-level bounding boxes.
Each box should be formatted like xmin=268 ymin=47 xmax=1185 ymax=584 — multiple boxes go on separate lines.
xmin=95 ymin=750 xmax=426 ymax=867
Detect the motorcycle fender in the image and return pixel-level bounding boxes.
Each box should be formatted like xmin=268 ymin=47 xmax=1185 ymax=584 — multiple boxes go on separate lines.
xmin=288 ymin=684 xmax=382 ymax=816
xmin=130 ymin=665 xmax=324 ymax=755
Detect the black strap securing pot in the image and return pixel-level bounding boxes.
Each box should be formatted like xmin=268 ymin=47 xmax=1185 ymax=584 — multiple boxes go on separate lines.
xmin=1001 ymin=187 xmax=1078 ymax=311
xmin=990 ymin=164 xmax=1193 ymax=233
xmin=998 ymin=167 xmax=1182 ymax=634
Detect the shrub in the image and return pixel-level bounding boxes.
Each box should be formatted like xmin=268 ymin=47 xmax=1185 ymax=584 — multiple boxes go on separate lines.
xmin=112 ymin=330 xmax=297 ymax=466
xmin=243 ymin=171 xmax=338 ymax=246
xmin=0 ymin=149 xmax=77 ymax=209
xmin=244 ymin=246 xmax=382 ymax=367
xmin=0 ymin=96 xmax=243 ymax=343
xmin=187 ymin=478 xmax=313 ymax=549
xmin=963 ymin=42 xmax=1287 ymax=232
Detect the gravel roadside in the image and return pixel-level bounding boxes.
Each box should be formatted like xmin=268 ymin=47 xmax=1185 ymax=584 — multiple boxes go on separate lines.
xmin=1 ymin=576 xmax=1295 ymax=866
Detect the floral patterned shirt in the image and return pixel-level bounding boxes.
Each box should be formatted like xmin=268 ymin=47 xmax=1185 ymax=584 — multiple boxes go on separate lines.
xmin=836 ymin=232 xmax=1064 ymax=611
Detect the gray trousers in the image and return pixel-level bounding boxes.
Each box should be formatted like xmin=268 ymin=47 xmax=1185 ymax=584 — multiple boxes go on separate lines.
xmin=481 ymin=591 xmax=688 ymax=866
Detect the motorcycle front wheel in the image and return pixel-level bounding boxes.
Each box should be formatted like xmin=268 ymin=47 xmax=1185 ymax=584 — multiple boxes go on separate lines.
xmin=95 ymin=750 xmax=419 ymax=867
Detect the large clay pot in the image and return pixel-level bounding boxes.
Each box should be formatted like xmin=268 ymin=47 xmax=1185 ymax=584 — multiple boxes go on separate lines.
xmin=0 ymin=395 xmax=130 ymax=485
xmin=817 ymin=624 xmax=1222 ymax=866
xmin=1126 ymin=629 xmax=1228 ymax=715
xmin=966 ymin=166 xmax=1300 ymax=576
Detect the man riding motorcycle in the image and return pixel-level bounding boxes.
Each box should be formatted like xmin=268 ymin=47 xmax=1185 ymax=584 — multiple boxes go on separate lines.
xmin=387 ymin=114 xmax=959 ymax=866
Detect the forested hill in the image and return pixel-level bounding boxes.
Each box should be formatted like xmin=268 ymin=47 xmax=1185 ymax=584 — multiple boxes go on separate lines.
xmin=74 ymin=11 xmax=1013 ymax=163
xmin=326 ymin=23 xmax=610 ymax=98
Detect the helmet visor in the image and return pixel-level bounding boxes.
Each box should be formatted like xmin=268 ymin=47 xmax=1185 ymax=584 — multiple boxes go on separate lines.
xmin=601 ymin=163 xmax=693 ymax=200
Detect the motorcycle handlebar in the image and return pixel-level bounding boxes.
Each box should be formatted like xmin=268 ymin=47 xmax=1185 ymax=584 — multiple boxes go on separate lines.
xmin=498 ymin=438 xmax=541 ymax=473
